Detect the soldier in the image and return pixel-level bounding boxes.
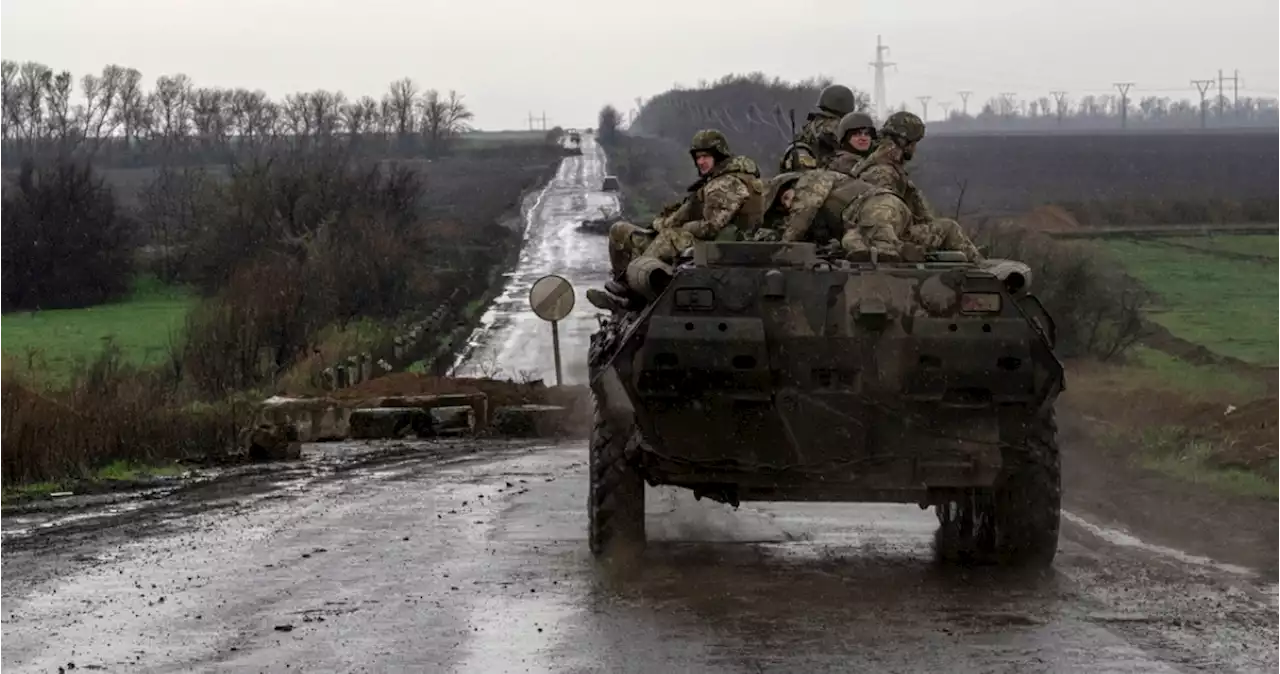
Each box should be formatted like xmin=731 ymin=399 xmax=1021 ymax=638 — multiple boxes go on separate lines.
xmin=827 ymin=111 xmax=879 ymax=175
xmin=848 ymin=111 xmax=983 ymax=261
xmin=752 ymin=169 xmax=909 ymax=259
xmin=589 ymin=129 xmax=765 ymax=311
xmin=778 ymin=84 xmax=858 ymax=171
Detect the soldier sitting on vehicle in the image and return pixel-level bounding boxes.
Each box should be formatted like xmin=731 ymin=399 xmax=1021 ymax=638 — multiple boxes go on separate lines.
xmin=826 ymin=111 xmax=879 ymax=175
xmin=588 ymin=129 xmax=765 ymax=312
xmin=753 ymin=169 xmax=909 ymax=261
xmin=846 ymin=111 xmax=983 ymax=261
xmin=777 ymin=84 xmax=859 ymax=172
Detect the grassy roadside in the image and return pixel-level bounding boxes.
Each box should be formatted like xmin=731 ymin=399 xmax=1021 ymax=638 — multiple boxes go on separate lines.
xmin=1 ymin=459 xmax=190 ymax=506
xmin=1066 ymin=233 xmax=1276 ymax=499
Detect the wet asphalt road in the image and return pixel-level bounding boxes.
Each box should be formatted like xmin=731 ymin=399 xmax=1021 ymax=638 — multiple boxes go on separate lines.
xmin=3 ymin=135 xmax=1277 ymax=673
xmin=448 ymin=133 xmax=615 ymax=385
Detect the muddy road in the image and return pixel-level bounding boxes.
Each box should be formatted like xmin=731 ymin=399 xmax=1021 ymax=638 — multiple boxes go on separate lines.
xmin=3 ymin=135 xmax=1277 ymax=673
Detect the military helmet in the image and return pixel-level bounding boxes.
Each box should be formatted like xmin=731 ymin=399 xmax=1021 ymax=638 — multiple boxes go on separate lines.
xmin=837 ymin=111 xmax=877 ymax=142
xmin=881 ymin=111 xmax=926 ymax=145
xmin=689 ymin=129 xmax=731 ymax=158
xmin=764 ymin=171 xmax=803 ymax=209
xmin=778 ymin=142 xmax=818 ymax=172
xmin=817 ymin=84 xmax=857 ymax=117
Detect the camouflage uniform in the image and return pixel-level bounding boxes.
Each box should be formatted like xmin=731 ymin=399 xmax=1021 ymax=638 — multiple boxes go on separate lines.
xmin=605 ymin=130 xmax=765 ymax=276
xmin=778 ymin=84 xmax=857 ymax=171
xmin=845 ymin=112 xmax=982 ymax=260
xmin=779 ymin=169 xmax=910 ymax=259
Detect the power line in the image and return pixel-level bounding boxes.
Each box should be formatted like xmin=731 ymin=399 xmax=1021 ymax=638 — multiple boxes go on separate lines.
xmin=1219 ymin=69 xmax=1240 ymax=117
xmin=868 ymin=35 xmax=897 ymax=121
xmin=1113 ymin=82 xmax=1134 ymax=128
xmin=1191 ymin=79 xmax=1216 ymax=128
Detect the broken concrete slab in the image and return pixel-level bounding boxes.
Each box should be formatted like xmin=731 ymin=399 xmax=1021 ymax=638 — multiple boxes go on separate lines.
xmin=258 ymin=396 xmax=355 ymax=442
xmin=348 ymin=407 xmax=432 ymax=440
xmin=378 ymin=393 xmax=489 ymax=429
xmin=490 ymin=404 xmax=574 ymax=438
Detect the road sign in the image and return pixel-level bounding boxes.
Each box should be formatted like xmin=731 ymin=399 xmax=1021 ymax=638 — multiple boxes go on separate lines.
xmin=529 ymin=274 xmax=575 ymax=322
xmin=528 ymin=274 xmax=576 ymax=386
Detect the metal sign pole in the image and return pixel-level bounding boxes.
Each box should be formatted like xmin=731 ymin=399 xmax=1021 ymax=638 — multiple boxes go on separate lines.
xmin=551 ymin=320 xmax=563 ymax=387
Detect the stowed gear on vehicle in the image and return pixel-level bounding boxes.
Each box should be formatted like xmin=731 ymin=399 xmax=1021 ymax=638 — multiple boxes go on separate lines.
xmin=586 ymin=239 xmax=1065 ymax=569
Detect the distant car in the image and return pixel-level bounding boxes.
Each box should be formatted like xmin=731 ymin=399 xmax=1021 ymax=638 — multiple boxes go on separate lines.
xmin=601 ymin=176 xmax=620 ymax=192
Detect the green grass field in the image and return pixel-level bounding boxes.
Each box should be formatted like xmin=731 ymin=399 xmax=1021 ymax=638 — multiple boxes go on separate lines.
xmin=2 ymin=277 xmax=196 ymax=384
xmin=1104 ymin=235 xmax=1278 ymax=365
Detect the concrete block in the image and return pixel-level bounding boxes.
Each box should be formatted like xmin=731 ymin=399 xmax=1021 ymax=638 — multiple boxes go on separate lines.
xmin=491 ymin=404 xmax=573 ymax=438
xmin=348 ymin=407 xmax=432 ymax=440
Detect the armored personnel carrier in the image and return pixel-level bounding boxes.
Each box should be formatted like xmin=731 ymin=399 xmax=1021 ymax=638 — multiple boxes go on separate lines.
xmin=586 ymin=241 xmax=1064 ymax=567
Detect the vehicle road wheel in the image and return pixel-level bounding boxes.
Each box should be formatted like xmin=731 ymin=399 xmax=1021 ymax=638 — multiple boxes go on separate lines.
xmin=588 ymin=397 xmax=645 ymax=559
xmin=937 ymin=406 xmax=1061 ymax=568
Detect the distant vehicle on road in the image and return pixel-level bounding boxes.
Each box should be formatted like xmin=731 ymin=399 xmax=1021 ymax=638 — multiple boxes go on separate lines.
xmin=601 ymin=176 xmax=620 ymax=192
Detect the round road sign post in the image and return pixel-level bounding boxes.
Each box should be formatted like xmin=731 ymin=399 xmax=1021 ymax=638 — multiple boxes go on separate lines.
xmin=528 ymin=274 xmax=576 ymax=386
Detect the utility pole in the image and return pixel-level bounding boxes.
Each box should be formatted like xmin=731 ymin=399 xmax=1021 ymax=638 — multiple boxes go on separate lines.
xmin=1191 ymin=79 xmax=1215 ymax=129
xmin=958 ymin=90 xmax=972 ymax=116
xmin=1113 ymin=82 xmax=1134 ymax=129
xmin=938 ymin=101 xmax=953 ymax=121
xmin=1219 ymin=69 xmax=1240 ymax=118
xmin=527 ymin=112 xmax=536 ymax=131
xmin=916 ymin=96 xmax=931 ymax=121
xmin=1050 ymin=90 xmax=1068 ymax=126
xmin=868 ymin=35 xmax=896 ymax=121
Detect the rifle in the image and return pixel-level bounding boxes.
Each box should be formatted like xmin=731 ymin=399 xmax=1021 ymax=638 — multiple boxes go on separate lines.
xmin=788 ymin=108 xmax=799 ymax=172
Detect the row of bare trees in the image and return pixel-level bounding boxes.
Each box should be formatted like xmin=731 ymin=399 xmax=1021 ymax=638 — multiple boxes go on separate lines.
xmin=1 ymin=61 xmax=476 ymax=167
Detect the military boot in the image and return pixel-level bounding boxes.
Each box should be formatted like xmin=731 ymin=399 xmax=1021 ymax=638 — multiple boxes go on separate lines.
xmin=586 ymin=287 xmax=632 ymax=312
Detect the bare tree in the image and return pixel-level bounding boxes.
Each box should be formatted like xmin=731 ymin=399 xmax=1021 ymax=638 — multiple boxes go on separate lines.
xmin=418 ymin=89 xmax=473 ymax=155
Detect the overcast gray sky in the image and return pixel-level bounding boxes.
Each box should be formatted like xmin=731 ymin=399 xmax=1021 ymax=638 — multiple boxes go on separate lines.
xmin=3 ymin=0 xmax=1277 ymax=129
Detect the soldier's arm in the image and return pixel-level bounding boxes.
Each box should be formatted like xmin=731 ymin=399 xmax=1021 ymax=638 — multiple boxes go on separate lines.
xmin=857 ymin=164 xmax=901 ymax=193
xmin=904 ymin=180 xmax=936 ymax=222
xmin=653 ymin=198 xmax=693 ymax=231
xmin=781 ymin=173 xmax=836 ymax=242
xmin=681 ymin=176 xmax=750 ymax=239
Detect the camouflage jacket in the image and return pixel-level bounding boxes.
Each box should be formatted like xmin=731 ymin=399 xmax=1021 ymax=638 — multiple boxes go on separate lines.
xmin=795 ymin=109 xmax=842 ymax=167
xmin=826 ymin=149 xmax=873 ymax=176
xmin=781 ymin=170 xmax=892 ymax=243
xmin=847 ymin=143 xmax=934 ymax=223
xmin=655 ymin=155 xmax=766 ymax=239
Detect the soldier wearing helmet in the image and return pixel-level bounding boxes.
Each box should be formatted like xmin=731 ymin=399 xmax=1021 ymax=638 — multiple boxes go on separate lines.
xmin=827 ymin=111 xmax=879 ymax=175
xmin=778 ymin=84 xmax=858 ymax=171
xmin=589 ymin=129 xmax=766 ymax=311
xmin=846 ymin=111 xmax=983 ymax=261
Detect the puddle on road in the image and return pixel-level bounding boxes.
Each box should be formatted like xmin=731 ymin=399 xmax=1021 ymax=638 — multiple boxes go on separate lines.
xmin=1062 ymin=511 xmax=1256 ymax=577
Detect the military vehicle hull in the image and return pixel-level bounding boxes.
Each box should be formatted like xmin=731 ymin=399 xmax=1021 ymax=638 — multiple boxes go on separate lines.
xmin=587 ymin=241 xmax=1065 ymax=567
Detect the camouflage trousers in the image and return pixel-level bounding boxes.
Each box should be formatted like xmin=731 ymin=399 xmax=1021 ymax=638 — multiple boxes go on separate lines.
xmin=905 ymin=218 xmax=983 ymax=261
xmin=839 ymin=193 xmax=911 ymax=257
xmin=606 ymin=221 xmax=697 ymax=277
